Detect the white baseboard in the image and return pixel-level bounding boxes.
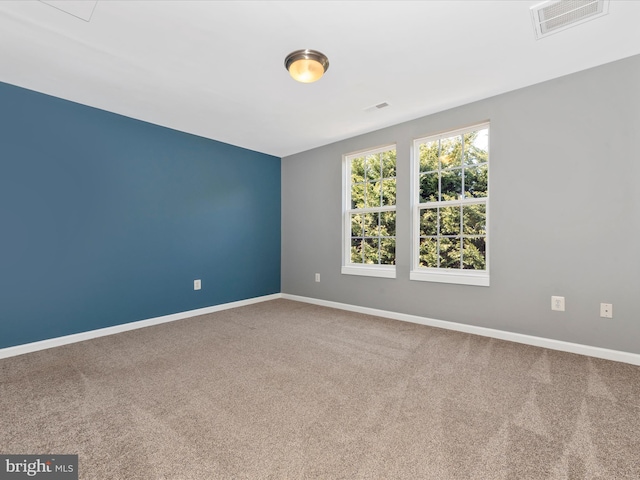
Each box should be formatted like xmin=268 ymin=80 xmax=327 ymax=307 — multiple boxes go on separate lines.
xmin=0 ymin=293 xmax=282 ymax=360
xmin=4 ymin=292 xmax=638 ymax=366
xmin=282 ymin=294 xmax=640 ymax=366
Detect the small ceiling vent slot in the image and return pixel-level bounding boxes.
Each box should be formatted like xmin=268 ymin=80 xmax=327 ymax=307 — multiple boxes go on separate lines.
xmin=364 ymin=102 xmax=390 ymax=113
xmin=530 ymin=0 xmax=609 ymax=39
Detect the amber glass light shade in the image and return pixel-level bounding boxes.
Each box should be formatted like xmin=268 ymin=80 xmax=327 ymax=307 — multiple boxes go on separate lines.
xmin=285 ymin=49 xmax=329 ymax=83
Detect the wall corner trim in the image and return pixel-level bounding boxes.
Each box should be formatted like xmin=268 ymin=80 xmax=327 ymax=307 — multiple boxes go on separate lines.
xmin=0 ymin=293 xmax=283 ymax=360
xmin=281 ymin=294 xmax=640 ymax=366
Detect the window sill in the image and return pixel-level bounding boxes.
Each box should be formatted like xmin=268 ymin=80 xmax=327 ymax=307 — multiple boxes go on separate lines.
xmin=341 ymin=265 xmax=396 ymax=279
xmin=410 ymin=269 xmax=489 ymax=287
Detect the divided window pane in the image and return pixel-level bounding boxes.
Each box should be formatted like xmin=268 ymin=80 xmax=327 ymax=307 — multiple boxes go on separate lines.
xmin=346 ymin=146 xmax=397 ymax=268
xmin=414 ymin=124 xmax=489 ymax=274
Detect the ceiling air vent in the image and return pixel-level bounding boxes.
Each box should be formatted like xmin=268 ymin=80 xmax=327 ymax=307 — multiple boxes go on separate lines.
xmin=530 ymin=0 xmax=609 ymax=39
xmin=364 ymin=102 xmax=390 ymax=113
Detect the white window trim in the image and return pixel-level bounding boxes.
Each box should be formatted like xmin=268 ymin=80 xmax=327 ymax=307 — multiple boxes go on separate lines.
xmin=410 ymin=122 xmax=490 ymax=287
xmin=342 ymin=143 xmax=397 ymax=279
xmin=342 ymin=265 xmax=396 ymax=278
xmin=409 ymin=269 xmax=489 ymax=286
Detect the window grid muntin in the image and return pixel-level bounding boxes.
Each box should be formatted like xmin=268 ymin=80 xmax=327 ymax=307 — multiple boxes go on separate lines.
xmin=414 ymin=124 xmax=489 ymax=274
xmin=418 ymin=201 xmax=487 ymax=269
xmin=345 ymin=145 xmax=396 ymax=267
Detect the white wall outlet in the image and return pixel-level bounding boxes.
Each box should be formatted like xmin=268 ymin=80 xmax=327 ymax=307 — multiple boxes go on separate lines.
xmin=600 ymin=303 xmax=613 ymax=318
xmin=194 ymin=279 xmax=201 ymax=291
xmin=315 ymin=273 xmax=321 ymax=283
xmin=551 ymin=296 xmax=565 ymax=311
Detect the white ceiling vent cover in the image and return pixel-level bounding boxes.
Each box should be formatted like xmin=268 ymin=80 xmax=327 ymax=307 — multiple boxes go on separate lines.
xmin=364 ymin=102 xmax=391 ymax=113
xmin=530 ymin=0 xmax=609 ymax=39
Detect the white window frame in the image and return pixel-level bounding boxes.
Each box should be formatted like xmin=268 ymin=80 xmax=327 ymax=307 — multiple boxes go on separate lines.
xmin=342 ymin=144 xmax=397 ymax=279
xmin=410 ymin=123 xmax=490 ymax=287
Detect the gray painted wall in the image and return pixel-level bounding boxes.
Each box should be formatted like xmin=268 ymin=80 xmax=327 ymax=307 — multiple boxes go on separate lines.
xmin=281 ymin=54 xmax=640 ymax=355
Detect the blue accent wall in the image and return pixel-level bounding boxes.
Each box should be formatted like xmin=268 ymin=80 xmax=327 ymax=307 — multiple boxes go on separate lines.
xmin=0 ymin=81 xmax=281 ymax=349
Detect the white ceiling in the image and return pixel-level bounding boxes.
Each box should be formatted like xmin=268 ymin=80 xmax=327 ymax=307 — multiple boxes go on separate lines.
xmin=1 ymin=1 xmax=639 ymax=157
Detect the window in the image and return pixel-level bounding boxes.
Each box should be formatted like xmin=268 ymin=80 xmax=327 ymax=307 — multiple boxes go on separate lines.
xmin=342 ymin=145 xmax=396 ymax=278
xmin=411 ymin=124 xmax=489 ymax=286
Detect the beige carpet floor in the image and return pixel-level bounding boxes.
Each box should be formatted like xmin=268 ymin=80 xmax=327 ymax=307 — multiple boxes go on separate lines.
xmin=1 ymin=299 xmax=639 ymax=479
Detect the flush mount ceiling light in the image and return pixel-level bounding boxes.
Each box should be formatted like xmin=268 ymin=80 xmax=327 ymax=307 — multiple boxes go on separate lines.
xmin=284 ymin=49 xmax=329 ymax=83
